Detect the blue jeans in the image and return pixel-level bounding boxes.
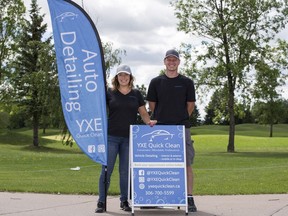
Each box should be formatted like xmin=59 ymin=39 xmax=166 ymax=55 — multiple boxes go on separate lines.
xmin=98 ymin=135 xmax=130 ymax=202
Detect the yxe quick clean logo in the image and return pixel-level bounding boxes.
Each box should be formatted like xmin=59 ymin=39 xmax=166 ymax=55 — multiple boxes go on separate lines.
xmin=141 ymin=130 xmax=174 ymax=142
xmin=55 ymin=12 xmax=78 ymax=22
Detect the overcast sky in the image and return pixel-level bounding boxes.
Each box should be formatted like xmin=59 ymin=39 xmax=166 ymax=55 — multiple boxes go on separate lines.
xmin=25 ymin=0 xmax=196 ymax=86
xmin=24 ymin=0 xmax=288 ymax=118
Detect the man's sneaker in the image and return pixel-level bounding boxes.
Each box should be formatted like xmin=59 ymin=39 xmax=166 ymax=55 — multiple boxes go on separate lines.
xmin=188 ymin=197 xmax=197 ymax=212
xmin=95 ymin=201 xmax=105 ymax=213
xmin=120 ymin=201 xmax=132 ymax=211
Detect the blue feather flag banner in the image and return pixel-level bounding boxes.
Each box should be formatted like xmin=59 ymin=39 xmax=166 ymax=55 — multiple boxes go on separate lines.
xmin=47 ymin=0 xmax=107 ymax=165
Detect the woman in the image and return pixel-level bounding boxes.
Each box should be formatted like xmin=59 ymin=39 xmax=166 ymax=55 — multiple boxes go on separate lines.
xmin=95 ymin=64 xmax=156 ymax=213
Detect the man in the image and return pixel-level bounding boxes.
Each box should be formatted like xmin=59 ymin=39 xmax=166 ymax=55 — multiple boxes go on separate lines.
xmin=146 ymin=49 xmax=197 ymax=212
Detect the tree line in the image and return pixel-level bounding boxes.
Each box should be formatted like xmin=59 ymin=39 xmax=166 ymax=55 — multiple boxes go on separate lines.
xmin=203 ymin=88 xmax=288 ymax=136
xmin=1 ymin=0 xmax=288 ymax=151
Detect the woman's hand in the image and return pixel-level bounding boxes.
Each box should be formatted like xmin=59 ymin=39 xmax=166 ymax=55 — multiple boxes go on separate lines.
xmin=147 ymin=120 xmax=157 ymax=127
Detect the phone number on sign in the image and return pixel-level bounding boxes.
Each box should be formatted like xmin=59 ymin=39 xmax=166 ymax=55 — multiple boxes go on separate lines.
xmin=145 ymin=190 xmax=175 ymax=196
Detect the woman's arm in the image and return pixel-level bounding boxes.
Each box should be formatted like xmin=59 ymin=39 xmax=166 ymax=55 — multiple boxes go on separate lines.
xmin=138 ymin=105 xmax=157 ymax=126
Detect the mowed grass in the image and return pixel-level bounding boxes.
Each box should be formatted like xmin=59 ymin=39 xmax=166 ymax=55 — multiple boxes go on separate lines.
xmin=192 ymin=124 xmax=288 ymax=194
xmin=0 ymin=129 xmax=102 ymax=195
xmin=0 ymin=124 xmax=287 ymax=195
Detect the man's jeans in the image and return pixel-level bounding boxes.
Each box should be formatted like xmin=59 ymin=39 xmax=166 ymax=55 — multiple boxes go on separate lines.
xmin=98 ymin=135 xmax=130 ymax=202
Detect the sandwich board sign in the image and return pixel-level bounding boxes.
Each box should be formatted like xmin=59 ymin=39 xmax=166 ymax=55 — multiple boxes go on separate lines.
xmin=129 ymin=125 xmax=188 ymax=215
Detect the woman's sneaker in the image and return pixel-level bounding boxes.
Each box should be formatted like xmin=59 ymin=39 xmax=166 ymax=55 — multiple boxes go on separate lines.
xmin=95 ymin=201 xmax=105 ymax=213
xmin=120 ymin=201 xmax=132 ymax=211
xmin=188 ymin=197 xmax=197 ymax=212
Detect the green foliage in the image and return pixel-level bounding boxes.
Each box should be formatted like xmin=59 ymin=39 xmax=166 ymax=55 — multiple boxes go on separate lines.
xmin=0 ymin=0 xmax=134 ymax=147
xmin=135 ymin=84 xmax=148 ymax=124
xmin=8 ymin=108 xmax=27 ymax=129
xmin=204 ymin=88 xmax=228 ymax=125
xmin=0 ymin=112 xmax=9 ymax=129
xmin=204 ymin=88 xmax=254 ymax=125
xmin=103 ymin=42 xmax=126 ymax=78
xmin=172 ymin=0 xmax=288 ymax=152
xmin=281 ymin=100 xmax=288 ymax=123
xmin=252 ymin=61 xmax=287 ymax=136
xmin=252 ymin=100 xmax=286 ymax=125
xmin=0 ymin=0 xmax=25 ymax=83
xmin=253 ymin=61 xmax=283 ymax=100
xmin=136 ymin=84 xmax=147 ymax=99
xmin=189 ymin=105 xmax=201 ymax=126
xmin=10 ymin=0 xmax=58 ymax=146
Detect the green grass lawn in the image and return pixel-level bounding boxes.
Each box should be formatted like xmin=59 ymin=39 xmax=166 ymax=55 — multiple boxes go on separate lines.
xmin=0 ymin=124 xmax=287 ymax=195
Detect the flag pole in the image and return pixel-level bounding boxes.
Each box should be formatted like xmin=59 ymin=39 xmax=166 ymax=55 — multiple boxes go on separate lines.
xmin=104 ymin=166 xmax=108 ymax=211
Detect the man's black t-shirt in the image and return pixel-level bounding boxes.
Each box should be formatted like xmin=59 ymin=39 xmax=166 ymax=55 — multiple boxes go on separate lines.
xmin=107 ymin=88 xmax=145 ymax=137
xmin=146 ymin=74 xmax=196 ymax=128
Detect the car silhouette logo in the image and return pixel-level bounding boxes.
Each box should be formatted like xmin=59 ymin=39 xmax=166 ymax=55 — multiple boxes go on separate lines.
xmin=141 ymin=130 xmax=174 ymax=142
xmin=55 ymin=12 xmax=78 ymax=22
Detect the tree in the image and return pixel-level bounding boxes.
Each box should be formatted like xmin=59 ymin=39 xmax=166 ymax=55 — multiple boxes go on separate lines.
xmin=13 ymin=0 xmax=53 ymax=147
xmin=0 ymin=0 xmax=25 ymax=118
xmin=281 ymin=100 xmax=288 ymax=123
xmin=189 ymin=105 xmax=201 ymax=126
xmin=0 ymin=0 xmax=25 ymax=83
xmin=204 ymin=88 xmax=253 ymax=125
xmin=204 ymin=88 xmax=229 ymax=125
xmin=135 ymin=84 xmax=148 ymax=124
xmin=36 ymin=43 xmax=60 ymax=134
xmin=172 ymin=0 xmax=288 ymax=152
xmin=252 ymin=61 xmax=286 ymax=137
xmin=103 ymin=42 xmax=126 ymax=79
xmin=251 ymin=100 xmax=284 ymax=137
xmin=234 ymin=102 xmax=254 ymax=124
xmin=0 ymin=111 xmax=9 ymax=129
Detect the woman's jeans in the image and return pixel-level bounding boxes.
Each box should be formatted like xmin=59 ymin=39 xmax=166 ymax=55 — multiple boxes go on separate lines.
xmin=98 ymin=135 xmax=130 ymax=202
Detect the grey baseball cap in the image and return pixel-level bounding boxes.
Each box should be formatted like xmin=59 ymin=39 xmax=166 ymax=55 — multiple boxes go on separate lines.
xmin=164 ymin=49 xmax=180 ymax=59
xmin=116 ymin=64 xmax=132 ymax=75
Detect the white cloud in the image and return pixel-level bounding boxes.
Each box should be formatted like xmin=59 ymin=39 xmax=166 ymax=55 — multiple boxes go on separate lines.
xmin=27 ymin=0 xmax=193 ymax=84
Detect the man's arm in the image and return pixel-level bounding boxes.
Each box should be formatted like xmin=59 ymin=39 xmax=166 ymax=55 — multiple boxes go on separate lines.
xmin=187 ymin=101 xmax=195 ymax=116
